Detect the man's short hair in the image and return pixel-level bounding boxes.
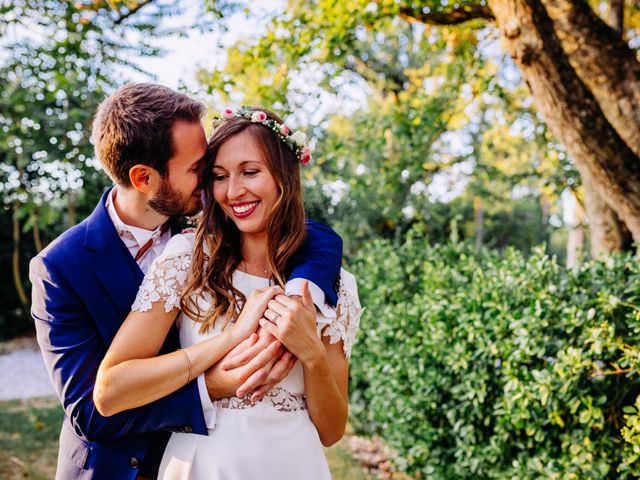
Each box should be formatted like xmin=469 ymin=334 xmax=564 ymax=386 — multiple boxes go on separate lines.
xmin=92 ymin=83 xmax=205 ymax=186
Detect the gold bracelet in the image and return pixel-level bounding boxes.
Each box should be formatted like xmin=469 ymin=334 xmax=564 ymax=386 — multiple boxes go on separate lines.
xmin=178 ymin=349 xmax=192 ymax=385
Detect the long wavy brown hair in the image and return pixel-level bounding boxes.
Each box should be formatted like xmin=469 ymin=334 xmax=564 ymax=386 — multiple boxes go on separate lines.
xmin=180 ymin=107 xmax=306 ymax=332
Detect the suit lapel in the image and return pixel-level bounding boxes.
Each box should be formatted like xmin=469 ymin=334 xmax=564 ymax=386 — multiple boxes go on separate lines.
xmin=83 ymin=188 xmax=144 ymax=321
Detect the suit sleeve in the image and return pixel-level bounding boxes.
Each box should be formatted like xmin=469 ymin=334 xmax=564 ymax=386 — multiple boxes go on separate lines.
xmin=288 ymin=220 xmax=343 ymax=307
xmin=29 ymin=255 xmax=207 ymax=442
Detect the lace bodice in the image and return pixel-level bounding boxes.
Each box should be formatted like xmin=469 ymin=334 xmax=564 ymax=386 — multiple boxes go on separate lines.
xmin=132 ymin=233 xmax=362 ymax=357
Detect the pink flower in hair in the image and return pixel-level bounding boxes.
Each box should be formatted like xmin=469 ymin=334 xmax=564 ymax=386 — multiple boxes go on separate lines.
xmin=251 ymin=111 xmax=268 ymax=123
xmin=300 ymin=147 xmax=312 ymax=165
xmin=221 ymin=107 xmax=235 ymax=118
xmin=280 ymin=124 xmax=290 ymax=136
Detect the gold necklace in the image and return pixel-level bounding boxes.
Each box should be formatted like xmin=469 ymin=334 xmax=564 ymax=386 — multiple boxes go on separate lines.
xmin=242 ymin=259 xmax=271 ymax=276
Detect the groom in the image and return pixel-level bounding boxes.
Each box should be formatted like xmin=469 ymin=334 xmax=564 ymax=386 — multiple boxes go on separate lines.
xmin=29 ymin=83 xmax=342 ymax=480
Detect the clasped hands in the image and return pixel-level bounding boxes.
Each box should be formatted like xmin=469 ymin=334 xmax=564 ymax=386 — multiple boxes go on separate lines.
xmin=205 ymin=281 xmax=319 ymax=403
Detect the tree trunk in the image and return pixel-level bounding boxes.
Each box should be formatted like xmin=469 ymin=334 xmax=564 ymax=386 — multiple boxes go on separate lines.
xmin=567 ymin=193 xmax=586 ymax=267
xmin=609 ymin=0 xmax=624 ymax=33
xmin=33 ymin=215 xmax=43 ymax=253
xmin=12 ymin=203 xmax=29 ymax=308
xmin=487 ymin=0 xmax=640 ymax=247
xmin=540 ymin=194 xmax=550 ymax=226
xmin=473 ymin=196 xmax=484 ymax=250
xmin=539 ymin=0 xmax=640 ymax=157
xmin=577 ymin=0 xmax=632 ymax=257
xmin=539 ymin=193 xmax=551 ymax=246
xmin=582 ymin=173 xmax=632 ymax=256
xmin=67 ymin=190 xmax=76 ymax=227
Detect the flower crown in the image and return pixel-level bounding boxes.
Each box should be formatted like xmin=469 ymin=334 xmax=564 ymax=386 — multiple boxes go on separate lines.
xmin=212 ymin=106 xmax=312 ymax=165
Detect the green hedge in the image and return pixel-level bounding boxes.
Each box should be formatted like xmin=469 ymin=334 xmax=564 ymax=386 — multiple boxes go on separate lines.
xmin=349 ymin=233 xmax=640 ymax=479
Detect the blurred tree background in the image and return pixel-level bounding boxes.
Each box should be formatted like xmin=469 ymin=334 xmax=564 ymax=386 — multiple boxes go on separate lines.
xmin=3 ymin=0 xmax=640 ymax=476
xmin=0 ymin=0 xmax=588 ymax=336
xmin=0 ymin=0 xmax=227 ymax=337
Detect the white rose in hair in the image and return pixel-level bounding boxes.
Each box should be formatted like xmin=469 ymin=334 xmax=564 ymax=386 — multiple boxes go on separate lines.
xmin=291 ymin=131 xmax=307 ymax=146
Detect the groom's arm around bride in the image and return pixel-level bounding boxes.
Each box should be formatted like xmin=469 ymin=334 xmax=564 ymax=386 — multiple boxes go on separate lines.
xmin=30 ymin=83 xmax=342 ymax=480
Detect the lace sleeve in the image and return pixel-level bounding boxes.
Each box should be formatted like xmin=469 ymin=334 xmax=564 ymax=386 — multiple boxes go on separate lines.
xmin=131 ymin=234 xmax=195 ymax=313
xmin=320 ymin=269 xmax=362 ymax=358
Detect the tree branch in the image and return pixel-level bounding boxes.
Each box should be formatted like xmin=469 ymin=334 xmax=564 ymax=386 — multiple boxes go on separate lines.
xmin=112 ymin=0 xmax=155 ymax=25
xmin=399 ymin=4 xmax=495 ymax=25
xmin=608 ymin=0 xmax=624 ymax=34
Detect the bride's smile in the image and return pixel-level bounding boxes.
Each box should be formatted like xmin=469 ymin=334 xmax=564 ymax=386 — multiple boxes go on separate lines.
xmin=230 ymin=201 xmax=259 ymax=217
xmin=212 ymin=129 xmax=279 ymax=236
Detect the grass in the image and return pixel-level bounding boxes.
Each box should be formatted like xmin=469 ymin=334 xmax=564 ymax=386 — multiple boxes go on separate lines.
xmin=0 ymin=397 xmax=374 ymax=479
xmin=325 ymin=437 xmax=376 ymax=480
xmin=0 ymin=397 xmax=60 ymax=480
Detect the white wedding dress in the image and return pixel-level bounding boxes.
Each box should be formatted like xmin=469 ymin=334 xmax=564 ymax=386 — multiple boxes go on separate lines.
xmin=132 ymin=233 xmax=362 ymax=480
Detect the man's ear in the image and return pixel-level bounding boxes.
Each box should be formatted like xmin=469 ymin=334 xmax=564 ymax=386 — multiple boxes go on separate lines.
xmin=129 ymin=164 xmax=161 ymax=193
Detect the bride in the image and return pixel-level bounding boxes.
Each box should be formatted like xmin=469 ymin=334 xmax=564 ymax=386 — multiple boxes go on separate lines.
xmin=94 ymin=106 xmax=361 ymax=479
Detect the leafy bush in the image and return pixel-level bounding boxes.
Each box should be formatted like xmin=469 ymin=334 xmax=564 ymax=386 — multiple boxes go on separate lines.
xmin=349 ymin=232 xmax=640 ymax=479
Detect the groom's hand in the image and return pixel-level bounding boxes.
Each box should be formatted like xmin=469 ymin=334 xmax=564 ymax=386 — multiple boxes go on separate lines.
xmin=240 ymin=348 xmax=296 ymax=403
xmin=233 ymin=295 xmax=308 ymax=402
xmin=204 ymin=329 xmax=292 ymax=401
xmin=222 ymin=326 xmax=297 ymax=400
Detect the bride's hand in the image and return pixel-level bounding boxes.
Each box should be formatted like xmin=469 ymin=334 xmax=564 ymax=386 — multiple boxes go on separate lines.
xmin=234 ymin=286 xmax=283 ymax=339
xmin=220 ymin=326 xmax=278 ymax=371
xmin=258 ymin=281 xmax=322 ymax=365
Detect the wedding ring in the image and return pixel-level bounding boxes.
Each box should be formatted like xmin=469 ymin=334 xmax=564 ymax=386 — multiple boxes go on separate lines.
xmin=272 ymin=312 xmax=281 ymax=323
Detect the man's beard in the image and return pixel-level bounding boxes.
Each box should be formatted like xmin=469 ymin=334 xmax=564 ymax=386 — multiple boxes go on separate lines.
xmin=148 ymin=178 xmax=201 ymax=217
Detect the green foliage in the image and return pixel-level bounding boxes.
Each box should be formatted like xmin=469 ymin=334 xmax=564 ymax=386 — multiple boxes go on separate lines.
xmin=302 ymin=97 xmax=561 ymax=257
xmin=349 ymin=231 xmax=640 ymax=478
xmin=206 ymin=2 xmax=571 ymax=259
xmin=0 ymin=0 xmax=181 ymax=226
xmin=426 ymin=197 xmax=558 ymax=255
xmin=0 ymin=1 xmax=184 ymax=334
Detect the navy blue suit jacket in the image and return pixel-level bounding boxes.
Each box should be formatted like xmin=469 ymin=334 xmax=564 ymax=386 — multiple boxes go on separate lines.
xmin=29 ymin=188 xmax=342 ymax=480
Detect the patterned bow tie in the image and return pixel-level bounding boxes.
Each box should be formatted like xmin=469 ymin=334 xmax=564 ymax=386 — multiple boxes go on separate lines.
xmin=134 ymin=222 xmax=171 ymax=261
